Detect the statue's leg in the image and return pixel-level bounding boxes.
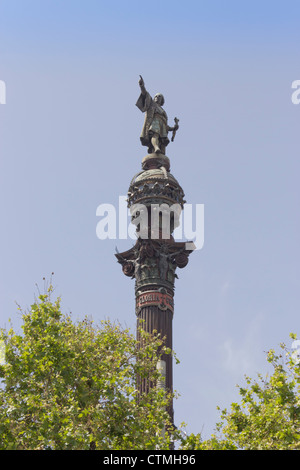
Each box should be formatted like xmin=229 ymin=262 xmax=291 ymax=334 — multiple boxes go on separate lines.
xmin=160 ymin=143 xmax=166 ymax=155
xmin=151 ymin=133 xmax=161 ymax=154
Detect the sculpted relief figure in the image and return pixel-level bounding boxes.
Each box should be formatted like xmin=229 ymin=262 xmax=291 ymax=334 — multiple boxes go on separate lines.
xmin=136 ymin=76 xmax=179 ymax=155
xmin=154 ymin=244 xmax=184 ymax=281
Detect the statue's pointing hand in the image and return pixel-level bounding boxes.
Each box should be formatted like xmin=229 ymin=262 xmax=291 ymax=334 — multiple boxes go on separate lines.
xmin=139 ymin=75 xmax=146 ymax=95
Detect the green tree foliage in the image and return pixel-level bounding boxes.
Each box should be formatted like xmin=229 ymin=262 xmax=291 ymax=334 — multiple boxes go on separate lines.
xmin=0 ymin=287 xmax=176 ymax=450
xmin=180 ymin=336 xmax=300 ymax=450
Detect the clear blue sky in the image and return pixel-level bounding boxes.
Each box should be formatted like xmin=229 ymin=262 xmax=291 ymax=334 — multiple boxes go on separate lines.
xmin=0 ymin=0 xmax=299 ymax=438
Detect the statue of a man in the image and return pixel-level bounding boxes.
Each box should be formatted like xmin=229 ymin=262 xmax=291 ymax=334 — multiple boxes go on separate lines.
xmin=136 ymin=76 xmax=179 ymax=155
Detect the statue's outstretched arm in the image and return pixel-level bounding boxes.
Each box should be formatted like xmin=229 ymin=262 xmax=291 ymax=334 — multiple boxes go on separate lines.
xmin=139 ymin=75 xmax=146 ymax=95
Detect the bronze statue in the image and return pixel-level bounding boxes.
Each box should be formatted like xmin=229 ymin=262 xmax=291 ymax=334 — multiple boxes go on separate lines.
xmin=136 ymin=75 xmax=179 ymax=155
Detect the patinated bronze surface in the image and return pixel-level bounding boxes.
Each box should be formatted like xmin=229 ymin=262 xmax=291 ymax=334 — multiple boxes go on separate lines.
xmin=115 ymin=78 xmax=193 ymax=428
xmin=136 ymin=75 xmax=179 ymax=155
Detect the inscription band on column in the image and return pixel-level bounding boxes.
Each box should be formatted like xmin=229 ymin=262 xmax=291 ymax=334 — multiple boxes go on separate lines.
xmin=136 ymin=290 xmax=174 ymax=314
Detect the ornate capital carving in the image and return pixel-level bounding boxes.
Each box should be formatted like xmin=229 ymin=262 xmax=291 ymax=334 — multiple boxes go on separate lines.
xmin=115 ymin=239 xmax=192 ymax=292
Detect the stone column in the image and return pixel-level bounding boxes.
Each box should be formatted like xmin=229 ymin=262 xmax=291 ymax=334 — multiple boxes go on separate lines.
xmin=115 ymin=153 xmax=193 ymax=426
